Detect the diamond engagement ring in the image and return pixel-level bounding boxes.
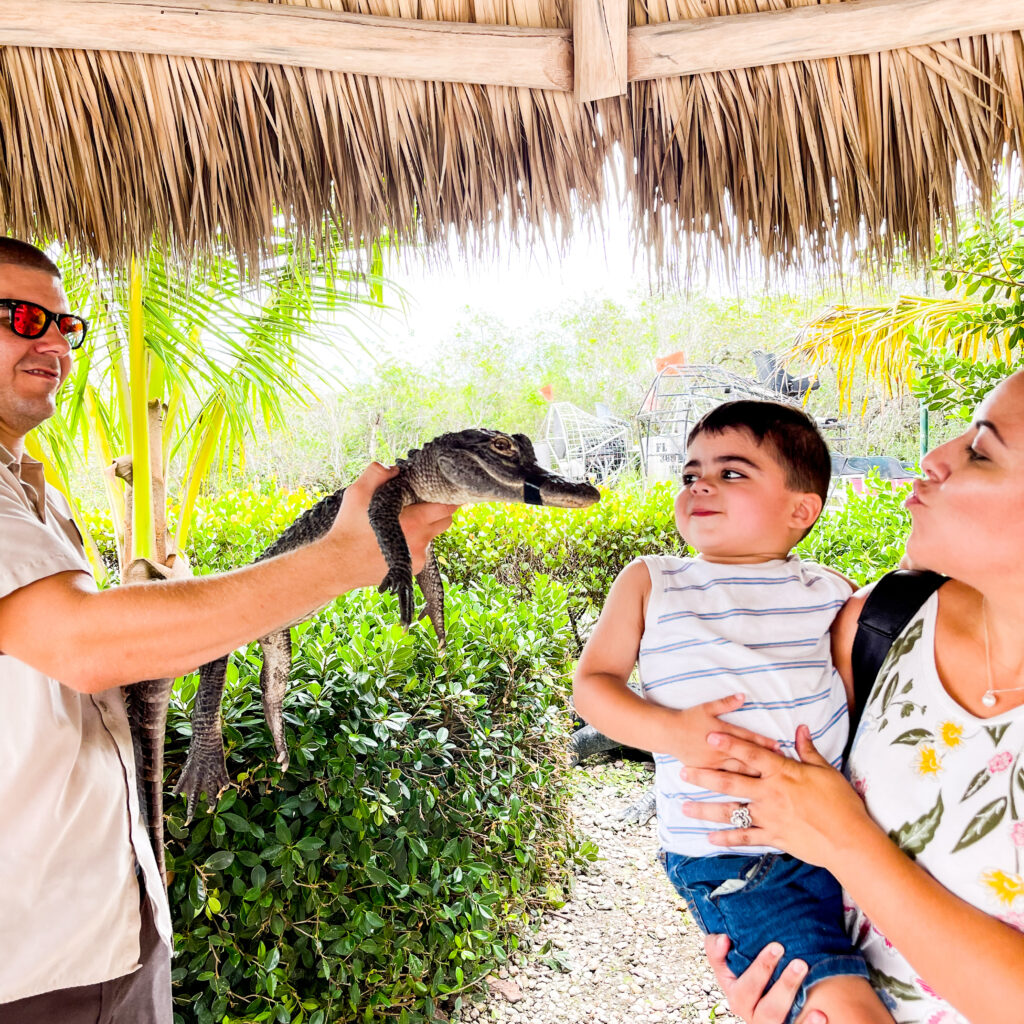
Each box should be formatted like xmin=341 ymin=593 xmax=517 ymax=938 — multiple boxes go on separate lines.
xmin=730 ymin=806 xmax=752 ymax=829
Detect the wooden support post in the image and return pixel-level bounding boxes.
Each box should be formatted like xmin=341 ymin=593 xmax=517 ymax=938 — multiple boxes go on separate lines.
xmin=573 ymin=0 xmax=629 ymax=102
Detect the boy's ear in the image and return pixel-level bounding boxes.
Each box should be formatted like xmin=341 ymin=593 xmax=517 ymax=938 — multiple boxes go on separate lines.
xmin=790 ymin=492 xmax=823 ymax=531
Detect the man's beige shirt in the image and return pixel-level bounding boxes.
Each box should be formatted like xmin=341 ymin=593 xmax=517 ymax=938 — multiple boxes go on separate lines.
xmin=0 ymin=446 xmax=171 ymax=1003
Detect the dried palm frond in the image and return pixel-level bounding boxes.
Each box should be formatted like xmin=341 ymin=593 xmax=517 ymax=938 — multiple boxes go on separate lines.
xmin=0 ymin=0 xmax=1020 ymax=275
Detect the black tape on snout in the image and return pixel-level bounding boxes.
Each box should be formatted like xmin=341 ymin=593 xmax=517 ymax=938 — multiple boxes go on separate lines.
xmin=523 ymin=482 xmax=544 ymax=505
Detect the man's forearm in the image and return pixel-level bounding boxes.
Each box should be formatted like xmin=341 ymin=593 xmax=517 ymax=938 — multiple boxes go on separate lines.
xmin=7 ymin=532 xmax=374 ymax=692
xmin=0 ymin=465 xmax=456 ymax=693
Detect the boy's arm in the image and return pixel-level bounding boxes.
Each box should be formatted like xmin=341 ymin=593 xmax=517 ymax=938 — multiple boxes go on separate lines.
xmin=573 ymin=561 xmax=779 ymax=767
xmin=572 ymin=560 xmax=680 ymax=754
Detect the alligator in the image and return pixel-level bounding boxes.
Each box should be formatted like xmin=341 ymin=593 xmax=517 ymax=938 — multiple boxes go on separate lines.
xmin=159 ymin=428 xmax=601 ymax=843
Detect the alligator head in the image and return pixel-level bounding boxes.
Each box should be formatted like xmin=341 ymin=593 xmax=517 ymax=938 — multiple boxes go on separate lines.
xmin=400 ymin=428 xmax=601 ymax=508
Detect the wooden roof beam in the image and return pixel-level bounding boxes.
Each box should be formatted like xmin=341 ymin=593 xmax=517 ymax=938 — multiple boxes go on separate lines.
xmin=2 ymin=0 xmax=573 ymax=92
xmin=630 ymin=0 xmax=1024 ymax=81
xmin=2 ymin=0 xmax=1022 ymax=96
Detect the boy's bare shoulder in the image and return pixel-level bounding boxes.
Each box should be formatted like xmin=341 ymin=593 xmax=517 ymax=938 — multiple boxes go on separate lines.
xmin=616 ymin=557 xmax=654 ymax=594
xmin=820 ymin=564 xmax=857 ymax=591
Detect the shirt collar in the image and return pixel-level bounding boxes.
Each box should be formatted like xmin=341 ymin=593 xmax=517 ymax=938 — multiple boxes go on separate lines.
xmin=0 ymin=441 xmax=47 ymax=519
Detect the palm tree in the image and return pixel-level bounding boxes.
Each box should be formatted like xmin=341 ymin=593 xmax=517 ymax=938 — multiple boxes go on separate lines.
xmin=25 ymin=230 xmax=392 ymax=878
xmin=29 ymin=228 xmax=389 ymax=583
xmin=785 ymin=214 xmax=1023 ymax=408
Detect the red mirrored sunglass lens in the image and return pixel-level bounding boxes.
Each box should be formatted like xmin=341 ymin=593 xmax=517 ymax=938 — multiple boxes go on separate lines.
xmin=56 ymin=315 xmax=86 ymax=345
xmin=11 ymin=302 xmax=48 ymax=337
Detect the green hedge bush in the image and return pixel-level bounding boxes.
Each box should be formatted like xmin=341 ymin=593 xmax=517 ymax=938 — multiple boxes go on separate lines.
xmin=80 ymin=477 xmax=910 ymax=600
xmin=77 ymin=476 xmax=910 ymax=1023
xmin=164 ymin=577 xmax=585 ymax=1023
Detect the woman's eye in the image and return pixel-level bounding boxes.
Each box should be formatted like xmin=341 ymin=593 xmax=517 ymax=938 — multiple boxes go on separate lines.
xmin=682 ymin=474 xmax=697 ymax=486
xmin=722 ymin=469 xmax=744 ymax=479
xmin=967 ymin=446 xmax=988 ymax=462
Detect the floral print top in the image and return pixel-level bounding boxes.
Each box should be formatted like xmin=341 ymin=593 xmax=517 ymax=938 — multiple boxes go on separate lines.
xmin=844 ymin=593 xmax=1024 ymax=1024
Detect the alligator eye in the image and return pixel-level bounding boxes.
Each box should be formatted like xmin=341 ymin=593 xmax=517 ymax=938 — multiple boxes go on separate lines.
xmin=492 ymin=437 xmax=515 ymax=455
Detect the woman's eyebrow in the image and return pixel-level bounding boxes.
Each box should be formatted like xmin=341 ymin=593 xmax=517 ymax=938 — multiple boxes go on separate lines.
xmin=974 ymin=420 xmax=1006 ymax=445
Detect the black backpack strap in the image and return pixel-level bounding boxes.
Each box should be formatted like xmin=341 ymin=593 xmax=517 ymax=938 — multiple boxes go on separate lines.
xmin=846 ymin=569 xmax=948 ymax=756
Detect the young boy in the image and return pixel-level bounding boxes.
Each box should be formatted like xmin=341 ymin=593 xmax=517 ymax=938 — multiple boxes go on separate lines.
xmin=573 ymin=400 xmax=891 ymax=1024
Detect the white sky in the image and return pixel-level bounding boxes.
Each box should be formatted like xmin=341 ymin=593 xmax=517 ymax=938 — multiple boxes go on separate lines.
xmin=368 ymin=206 xmax=648 ymax=369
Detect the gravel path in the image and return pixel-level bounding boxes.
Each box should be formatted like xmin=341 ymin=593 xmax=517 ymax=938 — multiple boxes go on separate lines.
xmin=460 ymin=759 xmax=743 ymax=1024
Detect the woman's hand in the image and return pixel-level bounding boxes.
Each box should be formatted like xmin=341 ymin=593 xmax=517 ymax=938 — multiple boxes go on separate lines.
xmin=681 ymin=725 xmax=874 ymax=868
xmin=704 ymin=935 xmax=827 ymax=1024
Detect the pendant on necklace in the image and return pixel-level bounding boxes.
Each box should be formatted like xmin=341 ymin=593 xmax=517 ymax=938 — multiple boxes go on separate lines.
xmin=982 ymin=691 xmax=998 ymax=708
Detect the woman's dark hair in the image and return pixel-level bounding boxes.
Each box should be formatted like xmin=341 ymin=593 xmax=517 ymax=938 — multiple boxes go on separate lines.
xmin=0 ymin=237 xmax=60 ymax=277
xmin=687 ymin=399 xmax=831 ymax=503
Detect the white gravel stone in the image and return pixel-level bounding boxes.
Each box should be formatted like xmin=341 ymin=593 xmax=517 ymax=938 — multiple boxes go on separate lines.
xmin=453 ymin=761 xmax=743 ymax=1024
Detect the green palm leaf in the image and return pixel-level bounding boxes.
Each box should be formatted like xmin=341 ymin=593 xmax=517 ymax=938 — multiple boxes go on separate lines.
xmin=32 ymin=224 xmax=394 ymax=570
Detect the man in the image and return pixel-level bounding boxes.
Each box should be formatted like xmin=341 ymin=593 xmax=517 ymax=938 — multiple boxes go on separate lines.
xmin=0 ymin=238 xmax=456 ymax=1022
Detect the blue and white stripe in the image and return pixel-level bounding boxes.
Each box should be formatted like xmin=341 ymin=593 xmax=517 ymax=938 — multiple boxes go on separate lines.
xmin=638 ymin=554 xmax=852 ymax=857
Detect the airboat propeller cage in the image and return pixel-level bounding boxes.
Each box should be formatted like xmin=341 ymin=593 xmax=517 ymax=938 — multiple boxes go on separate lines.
xmin=536 ymin=402 xmax=632 ymax=484
xmin=635 ymin=363 xmax=833 ymax=484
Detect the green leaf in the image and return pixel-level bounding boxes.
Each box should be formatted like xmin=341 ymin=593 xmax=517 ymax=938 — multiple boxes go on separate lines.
xmin=888 ymin=794 xmax=944 ymax=858
xmin=986 ymin=724 xmax=1011 ymax=746
xmin=867 ymin=966 xmax=924 ymax=1002
xmin=960 ymin=768 xmax=992 ymax=802
xmin=204 ymin=851 xmax=235 ymax=872
xmin=365 ymin=865 xmax=389 ymax=886
xmin=952 ymin=798 xmax=1007 ymax=853
xmin=891 ymin=729 xmax=934 ymax=746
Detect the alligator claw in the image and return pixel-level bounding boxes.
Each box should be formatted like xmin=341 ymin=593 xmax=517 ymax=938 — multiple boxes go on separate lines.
xmin=379 ymin=570 xmax=415 ymax=626
xmin=172 ymin=754 xmax=232 ymax=822
xmin=619 ymin=790 xmax=657 ymax=826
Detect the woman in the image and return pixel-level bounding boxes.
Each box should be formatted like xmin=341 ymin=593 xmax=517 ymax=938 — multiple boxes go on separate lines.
xmin=680 ymin=370 xmax=1024 ymax=1023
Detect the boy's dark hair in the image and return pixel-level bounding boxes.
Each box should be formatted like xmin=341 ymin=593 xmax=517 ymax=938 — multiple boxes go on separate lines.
xmin=0 ymin=237 xmax=60 ymax=277
xmin=687 ymin=400 xmax=831 ymax=504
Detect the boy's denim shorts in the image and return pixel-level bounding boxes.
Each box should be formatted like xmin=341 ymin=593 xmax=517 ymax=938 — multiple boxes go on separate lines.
xmin=663 ymin=850 xmax=870 ymax=1023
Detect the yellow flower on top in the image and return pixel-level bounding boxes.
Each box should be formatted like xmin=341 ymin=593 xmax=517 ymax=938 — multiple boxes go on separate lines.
xmin=915 ymin=745 xmax=943 ymax=776
xmin=981 ymin=869 xmax=1024 ymax=906
xmin=939 ymin=721 xmax=964 ymax=748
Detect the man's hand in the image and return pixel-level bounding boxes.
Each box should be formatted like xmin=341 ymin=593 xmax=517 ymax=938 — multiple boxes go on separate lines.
xmin=326 ymin=463 xmax=458 ymax=588
xmin=704 ymin=934 xmax=827 ymax=1024
xmin=668 ymin=694 xmax=781 ymax=772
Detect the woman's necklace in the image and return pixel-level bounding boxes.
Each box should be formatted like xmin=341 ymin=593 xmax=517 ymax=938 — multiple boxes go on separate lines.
xmin=981 ymin=598 xmax=1024 ymax=708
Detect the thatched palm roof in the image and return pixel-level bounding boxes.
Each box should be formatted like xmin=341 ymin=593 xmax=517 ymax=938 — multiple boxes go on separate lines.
xmin=1 ymin=1 xmax=1022 ymax=274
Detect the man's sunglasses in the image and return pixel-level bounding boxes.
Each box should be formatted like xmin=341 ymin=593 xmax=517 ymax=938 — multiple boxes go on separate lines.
xmin=0 ymin=298 xmax=88 ymax=350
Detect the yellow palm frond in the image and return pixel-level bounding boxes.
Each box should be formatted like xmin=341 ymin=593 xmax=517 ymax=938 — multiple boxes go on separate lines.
xmin=786 ymin=295 xmax=1019 ymax=408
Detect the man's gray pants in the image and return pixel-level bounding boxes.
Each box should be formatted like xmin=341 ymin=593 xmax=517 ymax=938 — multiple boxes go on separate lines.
xmin=0 ymin=889 xmax=172 ymax=1024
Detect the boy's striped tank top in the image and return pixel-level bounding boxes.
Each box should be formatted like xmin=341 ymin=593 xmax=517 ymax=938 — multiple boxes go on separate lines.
xmin=637 ymin=554 xmax=852 ymax=856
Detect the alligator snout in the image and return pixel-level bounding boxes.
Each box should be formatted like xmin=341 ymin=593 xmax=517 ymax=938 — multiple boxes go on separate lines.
xmin=524 ymin=469 xmax=600 ymax=508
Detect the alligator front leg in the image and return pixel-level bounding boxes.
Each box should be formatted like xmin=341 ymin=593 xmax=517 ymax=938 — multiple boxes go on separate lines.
xmin=259 ymin=628 xmax=292 ymax=772
xmin=173 ymin=655 xmax=232 ymax=820
xmin=125 ymin=676 xmax=174 ymax=887
xmin=367 ymin=477 xmax=415 ymax=624
xmin=415 ymin=543 xmax=445 ymax=649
